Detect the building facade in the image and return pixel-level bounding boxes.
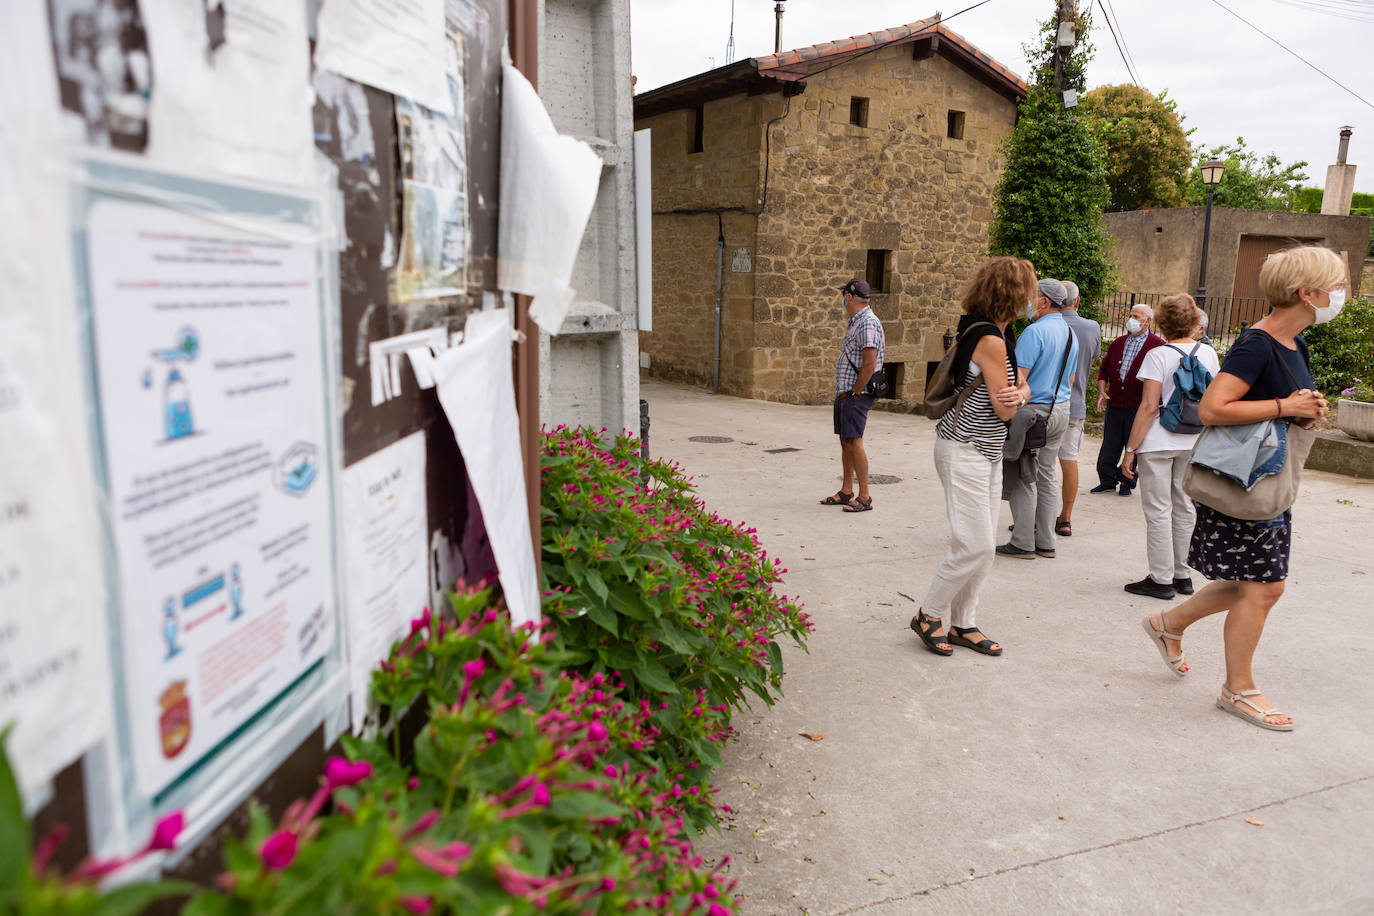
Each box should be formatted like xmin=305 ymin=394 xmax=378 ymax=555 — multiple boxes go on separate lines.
xmin=633 ymin=17 xmax=1026 ymax=404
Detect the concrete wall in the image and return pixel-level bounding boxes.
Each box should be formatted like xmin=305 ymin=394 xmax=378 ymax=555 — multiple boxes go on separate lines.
xmin=538 ymin=0 xmax=640 ymax=435
xmin=1104 ymin=207 xmax=1372 ymax=300
xmin=636 ymin=44 xmax=1018 ymax=405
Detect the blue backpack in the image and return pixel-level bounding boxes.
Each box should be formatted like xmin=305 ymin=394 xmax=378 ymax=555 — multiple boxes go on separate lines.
xmin=1160 ymin=343 xmax=1213 ymax=434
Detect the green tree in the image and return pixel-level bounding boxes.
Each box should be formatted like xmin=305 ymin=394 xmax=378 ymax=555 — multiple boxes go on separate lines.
xmin=1185 ymin=138 xmax=1309 ymax=210
xmin=1080 ymin=85 xmax=1192 ymax=211
xmin=989 ymin=4 xmax=1114 ymax=307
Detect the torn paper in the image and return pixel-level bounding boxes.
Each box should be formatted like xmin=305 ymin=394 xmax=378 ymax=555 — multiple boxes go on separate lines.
xmin=314 ymin=0 xmax=451 ymax=120
xmin=431 ymin=317 xmax=540 ymax=626
xmin=497 ymin=62 xmax=603 ymax=334
xmin=142 ymin=0 xmax=315 ymax=184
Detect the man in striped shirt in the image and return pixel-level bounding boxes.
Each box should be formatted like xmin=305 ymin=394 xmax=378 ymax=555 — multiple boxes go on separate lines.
xmin=819 ymin=279 xmax=885 ymax=512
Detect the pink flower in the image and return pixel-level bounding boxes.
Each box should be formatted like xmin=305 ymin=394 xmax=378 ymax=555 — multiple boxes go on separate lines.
xmin=708 ymin=904 xmax=731 ymax=916
xmin=587 ymin=721 xmax=609 ymax=742
xmin=398 ymin=895 xmax=434 ymax=914
xmin=324 ymin=757 xmax=373 ymax=792
xmin=145 ymin=811 xmax=184 ymax=852
xmin=259 ymin=830 xmax=298 ymax=870
xmin=531 ymin=783 xmax=551 ymax=806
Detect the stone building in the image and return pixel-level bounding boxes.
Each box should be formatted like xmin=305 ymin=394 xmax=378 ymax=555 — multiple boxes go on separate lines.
xmin=632 ymin=15 xmax=1026 ymax=404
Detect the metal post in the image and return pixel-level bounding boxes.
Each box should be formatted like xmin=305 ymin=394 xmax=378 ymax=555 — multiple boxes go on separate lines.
xmin=511 ymin=0 xmax=541 ymax=577
xmin=1197 ymin=186 xmax=1215 ymax=311
xmin=774 ymin=1 xmax=785 ymax=53
xmin=713 ymin=230 xmax=724 ymax=394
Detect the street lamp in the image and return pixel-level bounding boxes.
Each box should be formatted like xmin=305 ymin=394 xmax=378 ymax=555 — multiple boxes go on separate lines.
xmin=1196 ymin=158 xmax=1226 ymax=309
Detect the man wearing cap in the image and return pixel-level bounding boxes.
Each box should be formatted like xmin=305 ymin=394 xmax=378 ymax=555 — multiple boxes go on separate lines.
xmin=819 ymin=278 xmax=885 ymax=513
xmin=1055 ymin=280 xmax=1101 ymax=537
xmin=997 ymin=278 xmax=1078 ymax=559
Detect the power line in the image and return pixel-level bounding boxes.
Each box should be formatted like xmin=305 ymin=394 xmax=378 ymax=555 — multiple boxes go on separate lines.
xmin=1267 ymin=0 xmax=1374 ymax=21
xmin=1209 ymin=0 xmax=1374 ymax=111
xmin=1101 ymin=0 xmax=1143 ymax=82
xmin=1096 ymin=0 xmax=1140 ymax=86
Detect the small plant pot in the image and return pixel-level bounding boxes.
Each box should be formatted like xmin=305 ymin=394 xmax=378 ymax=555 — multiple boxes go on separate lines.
xmin=1336 ymin=398 xmax=1374 ymax=442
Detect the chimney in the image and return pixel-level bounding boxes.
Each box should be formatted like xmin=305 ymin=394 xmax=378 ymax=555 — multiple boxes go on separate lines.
xmin=1321 ymin=126 xmax=1357 ymax=216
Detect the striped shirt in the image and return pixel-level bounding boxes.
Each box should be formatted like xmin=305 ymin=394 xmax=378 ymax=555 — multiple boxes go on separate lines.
xmin=1120 ymin=332 xmax=1147 ymax=381
xmin=835 ymin=306 xmax=885 ymax=394
xmin=936 ymin=351 xmax=1016 ymax=461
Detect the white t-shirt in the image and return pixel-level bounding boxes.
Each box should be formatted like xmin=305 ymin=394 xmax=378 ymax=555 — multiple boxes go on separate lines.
xmin=1135 ymin=341 xmax=1222 ymax=453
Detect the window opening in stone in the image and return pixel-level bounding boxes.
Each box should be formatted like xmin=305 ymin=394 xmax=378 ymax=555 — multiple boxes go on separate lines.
xmin=865 ymin=250 xmax=889 ymax=293
xmin=849 ymin=97 xmax=869 ymax=128
xmin=690 ymin=104 xmax=704 ymax=154
xmin=947 ymin=110 xmax=966 ymax=140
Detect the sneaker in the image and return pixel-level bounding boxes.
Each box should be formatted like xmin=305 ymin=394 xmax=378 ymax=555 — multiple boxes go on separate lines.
xmin=1035 ymin=547 xmax=1056 ymax=558
xmin=1125 ymin=577 xmax=1175 ymax=600
xmin=996 ymin=543 xmax=1037 ymax=559
xmin=1118 ymin=484 xmax=1133 ymax=496
xmin=1172 ymin=576 xmax=1195 ymax=595
xmin=1089 ymin=483 xmax=1116 ymax=494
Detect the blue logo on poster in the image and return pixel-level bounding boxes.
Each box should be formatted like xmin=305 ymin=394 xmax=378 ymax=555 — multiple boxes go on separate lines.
xmin=162 ymin=596 xmax=181 ymax=660
xmin=164 ymin=369 xmax=194 ymax=440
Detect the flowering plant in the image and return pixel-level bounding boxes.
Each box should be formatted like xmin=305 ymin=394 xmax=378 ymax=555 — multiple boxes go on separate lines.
xmin=1339 ymin=378 xmax=1374 ymax=402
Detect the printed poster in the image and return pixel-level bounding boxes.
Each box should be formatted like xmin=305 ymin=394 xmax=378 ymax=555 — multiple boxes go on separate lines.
xmin=81 ymin=179 xmax=336 ymax=797
xmin=340 ymin=432 xmax=430 ymax=733
xmin=313 ymin=0 xmax=451 ymax=119
xmin=394 ymin=37 xmax=469 ymax=302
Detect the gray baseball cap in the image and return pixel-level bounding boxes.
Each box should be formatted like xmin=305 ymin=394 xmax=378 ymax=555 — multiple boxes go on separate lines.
xmin=1037 ymin=278 xmax=1067 ymax=308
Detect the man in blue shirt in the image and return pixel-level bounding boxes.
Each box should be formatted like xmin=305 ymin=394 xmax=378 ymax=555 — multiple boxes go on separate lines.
xmin=998 ymin=278 xmax=1078 ymax=559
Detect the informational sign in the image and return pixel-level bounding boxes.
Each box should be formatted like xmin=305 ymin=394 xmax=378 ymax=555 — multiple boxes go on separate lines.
xmin=340 ymin=432 xmax=430 ymax=733
xmin=731 ymin=247 xmax=752 ymax=273
xmin=314 ymin=0 xmax=452 ymax=119
xmin=79 ymin=164 xmax=337 ymax=797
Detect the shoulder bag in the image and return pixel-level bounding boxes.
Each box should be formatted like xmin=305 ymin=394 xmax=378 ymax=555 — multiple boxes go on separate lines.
xmin=923 ymin=321 xmax=996 ymax=419
xmin=1182 ymin=332 xmax=1317 ymax=520
xmin=1016 ymin=332 xmax=1073 ymax=454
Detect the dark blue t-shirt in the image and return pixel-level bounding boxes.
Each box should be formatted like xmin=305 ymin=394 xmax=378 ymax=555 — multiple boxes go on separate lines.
xmin=1218 ymin=329 xmax=1314 ymax=401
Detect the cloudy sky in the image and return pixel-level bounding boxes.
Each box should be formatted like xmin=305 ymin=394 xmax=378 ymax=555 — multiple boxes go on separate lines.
xmin=631 ymin=0 xmax=1374 ymax=194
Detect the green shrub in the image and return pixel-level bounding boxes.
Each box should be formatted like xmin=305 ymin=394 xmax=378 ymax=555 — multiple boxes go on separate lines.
xmin=1303 ymin=295 xmax=1374 ymax=396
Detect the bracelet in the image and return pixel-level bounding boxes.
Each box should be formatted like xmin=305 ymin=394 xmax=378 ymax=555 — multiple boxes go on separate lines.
xmin=1275 ymin=397 xmax=1282 ymax=419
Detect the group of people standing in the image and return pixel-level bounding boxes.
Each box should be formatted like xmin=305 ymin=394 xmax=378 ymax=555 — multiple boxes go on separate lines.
xmin=820 ymin=245 xmax=1348 ymax=731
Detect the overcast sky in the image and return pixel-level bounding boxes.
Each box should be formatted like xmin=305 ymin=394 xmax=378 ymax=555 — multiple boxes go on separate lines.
xmin=630 ymin=0 xmax=1374 ymax=194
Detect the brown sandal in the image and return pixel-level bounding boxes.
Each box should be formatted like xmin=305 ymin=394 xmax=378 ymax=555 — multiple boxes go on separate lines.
xmin=819 ymin=490 xmax=853 ymax=506
xmin=842 ymin=496 xmax=873 ymax=512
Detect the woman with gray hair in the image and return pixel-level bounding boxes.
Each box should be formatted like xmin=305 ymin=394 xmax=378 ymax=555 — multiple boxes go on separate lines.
xmin=1141 ymin=246 xmax=1339 ymax=730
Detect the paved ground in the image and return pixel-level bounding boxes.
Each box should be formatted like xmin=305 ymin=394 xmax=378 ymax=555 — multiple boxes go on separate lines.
xmin=640 ymin=379 xmax=1374 ymax=916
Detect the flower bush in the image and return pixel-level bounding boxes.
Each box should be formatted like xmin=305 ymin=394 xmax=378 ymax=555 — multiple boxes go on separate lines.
xmin=1304 ymin=295 xmax=1374 ymax=397
xmin=1339 ymin=378 xmax=1374 ymax=403
xmin=6 ymin=427 xmax=806 ymax=913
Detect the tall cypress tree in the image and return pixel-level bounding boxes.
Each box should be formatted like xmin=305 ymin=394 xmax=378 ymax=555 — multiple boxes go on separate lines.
xmin=988 ymin=4 xmax=1114 ymax=311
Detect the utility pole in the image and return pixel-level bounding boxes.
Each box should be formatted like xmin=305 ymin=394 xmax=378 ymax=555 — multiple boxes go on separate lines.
xmin=1052 ymin=0 xmax=1076 ymax=92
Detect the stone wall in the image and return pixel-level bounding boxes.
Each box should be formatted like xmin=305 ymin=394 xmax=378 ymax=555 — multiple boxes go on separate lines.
xmin=750 ymin=47 xmax=1017 ymax=404
xmin=636 ymin=94 xmax=765 ymax=394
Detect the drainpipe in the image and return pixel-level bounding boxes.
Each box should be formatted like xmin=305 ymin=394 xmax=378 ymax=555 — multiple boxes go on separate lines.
xmin=713 ymin=221 xmax=724 ymax=394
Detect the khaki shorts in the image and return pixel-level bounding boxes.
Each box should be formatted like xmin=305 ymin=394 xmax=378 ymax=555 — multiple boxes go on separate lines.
xmin=1058 ymin=416 xmax=1086 ymax=460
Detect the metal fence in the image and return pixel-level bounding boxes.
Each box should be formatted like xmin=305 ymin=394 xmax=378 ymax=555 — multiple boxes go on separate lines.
xmin=1094 ymin=292 xmax=1269 ymax=349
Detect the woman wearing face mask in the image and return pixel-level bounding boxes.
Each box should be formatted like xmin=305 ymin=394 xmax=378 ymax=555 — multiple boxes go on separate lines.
xmin=1141 ymin=246 xmax=1339 ymax=731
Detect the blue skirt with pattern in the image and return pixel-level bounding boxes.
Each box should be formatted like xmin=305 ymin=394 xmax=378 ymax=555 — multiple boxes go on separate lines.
xmin=1188 ymin=504 xmax=1291 ymax=583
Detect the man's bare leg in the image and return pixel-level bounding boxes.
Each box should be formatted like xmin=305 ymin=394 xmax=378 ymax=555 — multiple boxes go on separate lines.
xmin=846 ymin=437 xmax=870 ymax=501
xmin=1059 ymin=458 xmax=1079 ymax=526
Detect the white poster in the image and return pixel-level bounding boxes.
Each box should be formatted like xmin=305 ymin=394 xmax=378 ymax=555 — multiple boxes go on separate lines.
xmin=84 ymin=195 xmax=335 ymax=796
xmin=0 ymin=0 xmax=110 ymax=805
xmin=314 ymin=0 xmax=452 ymax=119
xmin=432 ymin=313 xmax=540 ymax=626
xmin=340 ymin=432 xmax=429 ymax=733
xmin=142 ymin=0 xmax=315 ymax=184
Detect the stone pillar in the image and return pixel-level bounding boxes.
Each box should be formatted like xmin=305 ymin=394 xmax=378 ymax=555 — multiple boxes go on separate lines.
xmin=1321 ymin=126 xmax=1357 ymax=216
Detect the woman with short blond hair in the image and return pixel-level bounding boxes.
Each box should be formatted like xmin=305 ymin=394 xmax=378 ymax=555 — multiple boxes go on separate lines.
xmin=1119 ymin=293 xmax=1220 ymax=599
xmin=912 ymin=257 xmax=1032 ymax=657
xmin=1141 ymin=246 xmax=1341 ymax=730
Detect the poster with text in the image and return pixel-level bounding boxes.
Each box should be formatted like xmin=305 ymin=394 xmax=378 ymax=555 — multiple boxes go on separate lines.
xmin=82 ymin=184 xmax=336 ymax=797
xmin=340 ymin=431 xmax=429 ymax=733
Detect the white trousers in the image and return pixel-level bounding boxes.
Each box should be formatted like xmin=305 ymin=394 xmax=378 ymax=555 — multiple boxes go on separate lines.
xmin=1136 ymin=448 xmax=1196 ymax=584
xmin=923 ymin=437 xmax=1003 ymax=629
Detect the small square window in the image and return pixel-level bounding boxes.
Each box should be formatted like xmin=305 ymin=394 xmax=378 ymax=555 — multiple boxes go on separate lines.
xmin=689 ymin=104 xmax=704 ymax=154
xmin=947 ymin=110 xmax=966 ymax=140
xmin=865 ymin=249 xmax=889 ymax=293
xmin=849 ymin=96 xmax=869 ymax=128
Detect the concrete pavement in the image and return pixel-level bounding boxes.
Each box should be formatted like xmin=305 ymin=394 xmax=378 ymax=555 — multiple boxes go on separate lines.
xmin=640 ymin=379 xmax=1374 ymax=915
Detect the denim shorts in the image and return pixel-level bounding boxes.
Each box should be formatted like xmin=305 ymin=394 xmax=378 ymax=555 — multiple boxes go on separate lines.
xmin=834 ymin=393 xmax=875 ymax=439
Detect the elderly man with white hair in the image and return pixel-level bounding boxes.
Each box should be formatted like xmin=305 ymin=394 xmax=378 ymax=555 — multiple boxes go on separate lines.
xmin=1094 ymin=303 xmax=1165 ymax=495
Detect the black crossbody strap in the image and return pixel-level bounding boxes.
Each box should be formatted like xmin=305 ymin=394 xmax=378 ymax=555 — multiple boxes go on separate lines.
xmin=1050 ymin=331 xmax=1073 ymax=403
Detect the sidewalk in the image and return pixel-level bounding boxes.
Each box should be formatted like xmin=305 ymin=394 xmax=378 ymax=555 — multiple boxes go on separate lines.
xmin=641 ymin=379 xmax=1374 ymax=915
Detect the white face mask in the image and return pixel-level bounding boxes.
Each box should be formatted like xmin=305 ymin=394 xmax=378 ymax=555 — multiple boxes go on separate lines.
xmin=1026 ymin=299 xmax=1037 ymax=321
xmin=1311 ymin=287 xmax=1346 ymax=324
xmin=1125 ymin=318 xmax=1143 ymax=335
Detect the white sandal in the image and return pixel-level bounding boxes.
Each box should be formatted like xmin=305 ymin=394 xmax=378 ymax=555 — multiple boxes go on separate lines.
xmin=1140 ymin=613 xmax=1188 ymax=677
xmin=1217 ymin=686 xmax=1294 ymax=732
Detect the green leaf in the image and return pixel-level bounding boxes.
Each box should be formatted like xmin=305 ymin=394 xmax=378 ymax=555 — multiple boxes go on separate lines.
xmin=182 ymin=891 xmax=239 ymax=916
xmin=632 ymin=658 xmax=679 ymax=695
xmin=585 ymin=601 xmax=619 ymax=637
xmin=87 ymin=881 xmax=199 ymax=916
xmin=584 ymin=568 xmax=609 ymax=602
xmin=0 ymin=727 xmax=30 ymax=898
